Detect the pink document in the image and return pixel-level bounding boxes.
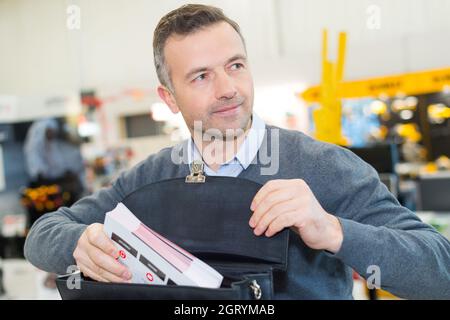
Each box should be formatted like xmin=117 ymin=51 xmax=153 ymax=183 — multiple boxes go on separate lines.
xmin=104 ymin=203 xmax=223 ymax=288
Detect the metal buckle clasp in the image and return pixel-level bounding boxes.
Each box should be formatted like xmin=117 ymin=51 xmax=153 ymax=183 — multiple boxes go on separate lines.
xmin=249 ymin=280 xmax=262 ymax=300
xmin=185 ymin=160 xmax=206 ymax=183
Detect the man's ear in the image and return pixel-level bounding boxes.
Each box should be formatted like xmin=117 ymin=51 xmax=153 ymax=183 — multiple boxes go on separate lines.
xmin=157 ymin=85 xmax=179 ymax=114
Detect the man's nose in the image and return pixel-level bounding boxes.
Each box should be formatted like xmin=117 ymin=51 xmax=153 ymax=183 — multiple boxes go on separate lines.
xmin=214 ymin=71 xmax=237 ymax=100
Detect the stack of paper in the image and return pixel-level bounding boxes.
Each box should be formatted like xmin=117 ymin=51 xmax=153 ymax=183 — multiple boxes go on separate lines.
xmin=104 ymin=203 xmax=223 ymax=288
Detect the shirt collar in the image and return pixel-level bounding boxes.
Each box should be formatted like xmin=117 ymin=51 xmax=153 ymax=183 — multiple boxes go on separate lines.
xmin=187 ymin=113 xmax=266 ymax=170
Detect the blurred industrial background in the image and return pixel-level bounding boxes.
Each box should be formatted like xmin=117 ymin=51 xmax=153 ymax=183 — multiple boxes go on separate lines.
xmin=0 ymin=0 xmax=449 ymax=300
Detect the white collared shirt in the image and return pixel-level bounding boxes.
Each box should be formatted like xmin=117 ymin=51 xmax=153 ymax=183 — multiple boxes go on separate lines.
xmin=187 ymin=113 xmax=266 ymax=177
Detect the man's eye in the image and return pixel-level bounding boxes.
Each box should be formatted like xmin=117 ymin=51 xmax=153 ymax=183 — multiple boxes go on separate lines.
xmin=193 ymin=74 xmax=207 ymax=82
xmin=230 ymin=63 xmax=244 ymax=70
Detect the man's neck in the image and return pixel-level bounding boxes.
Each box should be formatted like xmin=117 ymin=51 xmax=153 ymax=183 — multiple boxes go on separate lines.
xmin=192 ymin=118 xmax=253 ymax=172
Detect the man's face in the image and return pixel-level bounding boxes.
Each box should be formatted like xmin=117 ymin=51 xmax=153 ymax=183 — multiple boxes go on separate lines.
xmin=161 ymin=22 xmax=254 ymax=139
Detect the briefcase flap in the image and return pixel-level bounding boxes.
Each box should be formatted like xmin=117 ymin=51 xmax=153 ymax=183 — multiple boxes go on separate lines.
xmin=121 ymin=176 xmax=289 ymax=270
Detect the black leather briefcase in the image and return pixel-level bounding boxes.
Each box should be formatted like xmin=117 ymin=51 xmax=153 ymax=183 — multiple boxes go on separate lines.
xmin=56 ymin=164 xmax=289 ymax=300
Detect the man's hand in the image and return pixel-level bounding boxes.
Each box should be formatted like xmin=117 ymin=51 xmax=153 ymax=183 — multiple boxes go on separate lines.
xmin=73 ymin=223 xmax=132 ymax=283
xmin=249 ymin=179 xmax=343 ymax=254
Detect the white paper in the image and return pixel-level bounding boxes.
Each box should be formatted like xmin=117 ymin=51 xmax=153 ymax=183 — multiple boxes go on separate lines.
xmin=104 ymin=203 xmax=223 ymax=288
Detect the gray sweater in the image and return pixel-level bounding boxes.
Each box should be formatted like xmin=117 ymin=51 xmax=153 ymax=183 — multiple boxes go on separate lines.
xmin=24 ymin=126 xmax=450 ymax=299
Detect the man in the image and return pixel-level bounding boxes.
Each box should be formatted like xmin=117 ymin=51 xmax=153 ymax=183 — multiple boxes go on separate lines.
xmin=24 ymin=119 xmax=86 ymax=209
xmin=24 ymin=4 xmax=450 ymax=299
xmin=24 ymin=118 xmax=86 ymax=192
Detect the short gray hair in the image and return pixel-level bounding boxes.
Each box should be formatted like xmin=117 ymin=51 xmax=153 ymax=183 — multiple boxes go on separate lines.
xmin=153 ymin=4 xmax=246 ymax=93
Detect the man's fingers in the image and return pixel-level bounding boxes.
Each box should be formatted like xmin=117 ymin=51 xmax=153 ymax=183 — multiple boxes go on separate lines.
xmin=265 ymin=211 xmax=298 ymax=237
xmin=86 ymin=224 xmax=119 ymax=259
xmin=73 ymin=223 xmax=131 ymax=283
xmin=77 ymin=248 xmax=130 ymax=283
xmin=253 ymin=199 xmax=298 ymax=236
xmin=78 ymin=262 xmax=110 ymax=283
xmin=250 ymin=189 xmax=296 ymax=228
xmin=251 ymin=180 xmax=289 ymax=211
xmin=86 ymin=245 xmax=131 ymax=281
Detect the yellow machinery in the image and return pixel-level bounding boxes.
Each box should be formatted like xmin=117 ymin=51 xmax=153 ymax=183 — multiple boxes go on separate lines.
xmin=303 ymin=66 xmax=450 ymax=146
xmin=302 ymin=67 xmax=450 ymax=103
xmin=428 ymin=103 xmax=450 ymax=123
xmin=301 ymin=30 xmax=450 ymax=147
xmin=312 ymin=30 xmax=348 ymax=146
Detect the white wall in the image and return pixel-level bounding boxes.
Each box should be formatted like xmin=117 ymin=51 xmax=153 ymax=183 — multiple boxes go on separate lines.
xmin=0 ymin=0 xmax=449 ymax=136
